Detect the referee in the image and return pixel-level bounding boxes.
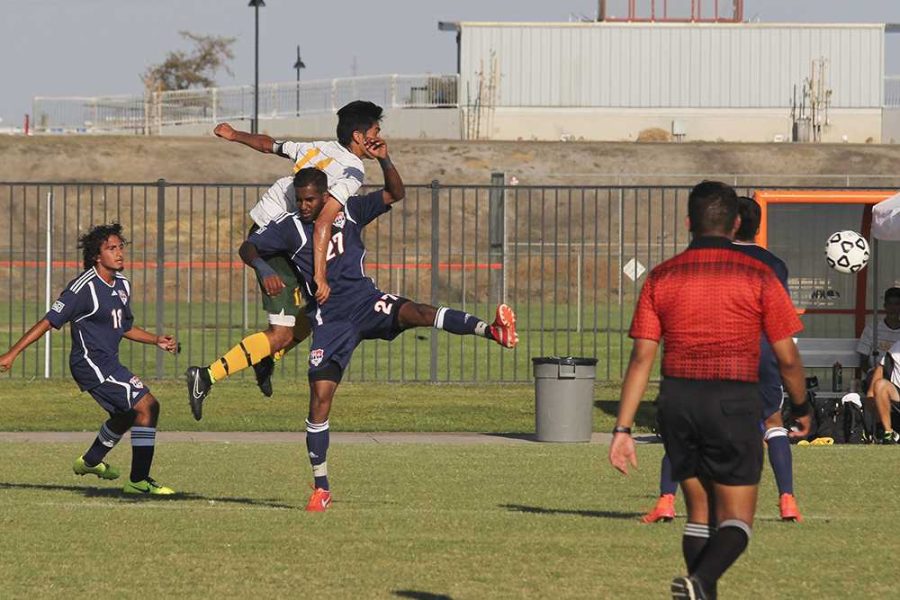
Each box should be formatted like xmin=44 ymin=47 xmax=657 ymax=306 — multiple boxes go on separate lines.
xmin=608 ymin=181 xmax=811 ymax=600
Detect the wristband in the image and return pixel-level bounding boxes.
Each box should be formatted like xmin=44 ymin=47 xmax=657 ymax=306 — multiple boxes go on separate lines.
xmin=791 ymin=400 xmax=811 ymax=417
xmin=251 ymin=257 xmax=277 ymax=279
xmin=612 ymin=425 xmax=632 ymax=435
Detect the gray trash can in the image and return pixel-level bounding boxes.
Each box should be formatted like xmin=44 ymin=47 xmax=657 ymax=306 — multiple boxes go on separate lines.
xmin=532 ymin=357 xmax=598 ymax=442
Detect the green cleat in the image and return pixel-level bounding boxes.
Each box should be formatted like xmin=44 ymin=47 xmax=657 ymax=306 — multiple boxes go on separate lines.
xmin=73 ymin=456 xmax=120 ymax=480
xmin=123 ymin=477 xmax=176 ymax=496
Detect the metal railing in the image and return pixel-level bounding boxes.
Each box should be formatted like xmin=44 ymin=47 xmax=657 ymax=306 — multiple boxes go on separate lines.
xmin=31 ymin=74 xmax=459 ymax=134
xmin=1 ymin=180 xmax=897 ymax=384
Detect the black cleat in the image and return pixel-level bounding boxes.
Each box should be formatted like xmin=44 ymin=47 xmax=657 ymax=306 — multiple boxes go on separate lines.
xmin=671 ymin=576 xmax=708 ymax=600
xmin=253 ymin=356 xmax=275 ymax=398
xmin=185 ymin=366 xmax=211 ymax=421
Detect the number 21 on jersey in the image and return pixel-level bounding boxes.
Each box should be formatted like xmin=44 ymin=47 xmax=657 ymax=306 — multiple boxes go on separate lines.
xmin=374 ymin=294 xmax=399 ymax=314
xmin=326 ymin=232 xmax=345 ymax=261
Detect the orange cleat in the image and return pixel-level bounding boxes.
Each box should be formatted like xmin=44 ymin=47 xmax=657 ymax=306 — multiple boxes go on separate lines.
xmin=488 ymin=304 xmax=518 ymax=349
xmin=641 ymin=493 xmax=676 ymax=524
xmin=779 ymin=493 xmax=803 ymax=522
xmin=305 ymin=487 xmax=332 ymax=512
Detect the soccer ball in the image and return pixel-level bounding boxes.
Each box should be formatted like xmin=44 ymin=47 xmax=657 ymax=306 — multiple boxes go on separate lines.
xmin=824 ymin=230 xmax=870 ymax=274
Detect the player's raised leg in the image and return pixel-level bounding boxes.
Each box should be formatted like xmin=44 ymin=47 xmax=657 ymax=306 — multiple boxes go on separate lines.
xmin=73 ymin=412 xmax=131 ymax=480
xmin=398 ymin=302 xmax=518 ymax=348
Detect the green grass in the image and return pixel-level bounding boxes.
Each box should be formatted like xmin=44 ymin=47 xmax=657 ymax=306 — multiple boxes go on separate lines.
xmin=0 ymin=442 xmax=897 ymax=598
xmin=0 ymin=380 xmax=659 ymax=433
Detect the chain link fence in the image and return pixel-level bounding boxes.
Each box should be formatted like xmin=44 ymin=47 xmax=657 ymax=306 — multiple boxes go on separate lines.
xmin=2 ymin=180 xmax=898 ymax=383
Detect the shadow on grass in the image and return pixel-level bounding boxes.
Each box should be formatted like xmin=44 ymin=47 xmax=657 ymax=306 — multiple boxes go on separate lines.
xmin=484 ymin=432 xmax=537 ymax=442
xmin=0 ymin=481 xmax=293 ymax=509
xmin=595 ymin=400 xmax=658 ymax=430
xmin=500 ymin=503 xmax=642 ymax=520
xmin=393 ymin=591 xmax=453 ymax=600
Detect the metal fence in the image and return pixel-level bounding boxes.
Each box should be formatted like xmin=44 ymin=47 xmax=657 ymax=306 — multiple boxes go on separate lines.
xmin=1 ymin=180 xmax=897 ymax=384
xmin=886 ymin=76 xmax=900 ymax=108
xmin=31 ymin=74 xmax=459 ymax=134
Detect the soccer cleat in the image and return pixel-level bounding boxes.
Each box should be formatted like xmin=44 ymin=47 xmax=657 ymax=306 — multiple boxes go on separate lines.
xmin=185 ymin=366 xmax=212 ymax=421
xmin=488 ymin=303 xmax=519 ymax=349
xmin=641 ymin=493 xmax=676 ymax=524
xmin=881 ymin=430 xmax=900 ymax=445
xmin=671 ymin=575 xmax=709 ymax=600
xmin=73 ymin=455 xmax=120 ymax=480
xmin=253 ymin=356 xmax=275 ymax=398
xmin=779 ymin=493 xmax=803 ymax=522
xmin=122 ymin=477 xmax=176 ymax=495
xmin=305 ymin=487 xmax=332 ymax=512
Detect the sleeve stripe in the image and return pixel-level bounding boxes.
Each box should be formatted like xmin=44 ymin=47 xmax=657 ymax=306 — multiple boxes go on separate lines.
xmin=70 ymin=270 xmax=96 ymax=293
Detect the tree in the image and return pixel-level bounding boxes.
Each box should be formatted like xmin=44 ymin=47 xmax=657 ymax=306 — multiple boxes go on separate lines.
xmin=143 ymin=32 xmax=236 ymax=92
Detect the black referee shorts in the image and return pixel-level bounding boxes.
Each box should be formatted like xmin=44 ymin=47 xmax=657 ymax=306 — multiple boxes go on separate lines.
xmin=656 ymin=377 xmax=764 ymax=486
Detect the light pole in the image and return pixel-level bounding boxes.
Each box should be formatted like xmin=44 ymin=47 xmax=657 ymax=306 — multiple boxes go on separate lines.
xmin=293 ymin=46 xmax=306 ymax=117
xmin=249 ymin=0 xmax=265 ymax=134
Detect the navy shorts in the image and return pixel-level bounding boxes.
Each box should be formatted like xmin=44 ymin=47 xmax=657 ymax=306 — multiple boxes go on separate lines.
xmin=307 ymin=292 xmax=410 ymax=378
xmin=87 ymin=365 xmax=151 ymax=415
xmin=656 ymin=377 xmax=764 ymax=486
xmin=760 ymin=383 xmax=784 ymax=420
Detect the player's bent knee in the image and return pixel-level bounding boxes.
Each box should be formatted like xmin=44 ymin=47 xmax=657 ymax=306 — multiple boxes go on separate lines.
xmin=266 ymin=326 xmax=295 ymax=351
xmin=134 ymin=394 xmax=159 ymax=418
xmin=764 ymin=426 xmax=788 ymax=441
xmin=399 ymin=302 xmax=435 ymax=328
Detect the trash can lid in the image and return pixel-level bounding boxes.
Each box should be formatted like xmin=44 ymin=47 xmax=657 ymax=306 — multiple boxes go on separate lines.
xmin=531 ymin=356 xmax=598 ymax=366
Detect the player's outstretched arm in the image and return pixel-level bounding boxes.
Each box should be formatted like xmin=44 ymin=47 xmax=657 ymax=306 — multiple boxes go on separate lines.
xmin=239 ymin=241 xmax=286 ymax=297
xmin=609 ymin=338 xmax=658 ymax=475
xmin=0 ymin=319 xmax=52 ymax=372
xmin=312 ymin=197 xmax=341 ymax=305
xmin=123 ymin=327 xmax=179 ymax=353
xmin=213 ymin=122 xmax=277 ymax=154
xmin=367 ymin=139 xmax=405 ymax=205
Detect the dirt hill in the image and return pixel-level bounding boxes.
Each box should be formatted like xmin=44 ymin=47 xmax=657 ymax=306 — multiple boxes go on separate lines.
xmin=1 ymin=136 xmax=898 ymax=187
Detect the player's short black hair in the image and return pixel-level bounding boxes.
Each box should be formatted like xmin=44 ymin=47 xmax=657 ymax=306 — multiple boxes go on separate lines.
xmin=735 ymin=196 xmax=761 ymax=241
xmin=294 ymin=167 xmax=328 ymax=194
xmin=688 ymin=181 xmax=739 ymax=237
xmin=79 ymin=223 xmax=125 ymax=270
xmin=335 ymin=100 xmax=383 ymax=146
xmin=884 ymin=287 xmax=900 ymax=303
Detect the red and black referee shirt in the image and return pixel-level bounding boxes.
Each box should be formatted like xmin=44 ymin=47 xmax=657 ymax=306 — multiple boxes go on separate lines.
xmin=629 ymin=236 xmax=803 ymax=382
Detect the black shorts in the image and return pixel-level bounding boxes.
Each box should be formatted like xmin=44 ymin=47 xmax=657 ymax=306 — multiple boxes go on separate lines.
xmin=656 ymin=377 xmax=764 ymax=486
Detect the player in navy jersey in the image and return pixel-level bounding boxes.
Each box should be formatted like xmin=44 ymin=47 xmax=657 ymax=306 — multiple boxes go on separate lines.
xmin=194 ymin=160 xmax=518 ymax=511
xmin=0 ymin=224 xmax=179 ymax=495
xmin=642 ymin=196 xmax=804 ymax=525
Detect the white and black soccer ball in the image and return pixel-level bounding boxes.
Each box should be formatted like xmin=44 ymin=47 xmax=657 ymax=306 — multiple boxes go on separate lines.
xmin=824 ymin=230 xmax=870 ymax=274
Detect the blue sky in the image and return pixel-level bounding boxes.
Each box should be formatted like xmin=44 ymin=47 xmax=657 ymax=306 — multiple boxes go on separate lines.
xmin=0 ymin=0 xmax=898 ymax=125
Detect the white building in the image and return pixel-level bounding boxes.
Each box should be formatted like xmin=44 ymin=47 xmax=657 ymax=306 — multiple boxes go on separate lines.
xmin=450 ymin=21 xmax=896 ymax=143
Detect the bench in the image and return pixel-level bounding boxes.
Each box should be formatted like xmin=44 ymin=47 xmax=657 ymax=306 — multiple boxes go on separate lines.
xmin=794 ymin=337 xmax=862 ymax=397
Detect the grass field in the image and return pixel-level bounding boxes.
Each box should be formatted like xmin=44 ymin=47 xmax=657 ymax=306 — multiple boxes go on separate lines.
xmin=0 ymin=441 xmax=897 ymax=598
xmin=0 ymin=380 xmax=659 ymax=433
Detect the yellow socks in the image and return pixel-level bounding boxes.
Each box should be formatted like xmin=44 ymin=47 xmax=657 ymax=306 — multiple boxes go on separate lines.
xmin=208 ymin=332 xmax=272 ymax=382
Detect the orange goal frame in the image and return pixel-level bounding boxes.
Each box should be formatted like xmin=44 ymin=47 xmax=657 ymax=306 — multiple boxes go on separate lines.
xmin=754 ymin=190 xmax=898 ymax=336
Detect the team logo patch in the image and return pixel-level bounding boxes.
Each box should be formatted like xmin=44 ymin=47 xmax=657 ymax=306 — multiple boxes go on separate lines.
xmin=129 ymin=375 xmax=144 ymax=390
xmin=332 ymin=212 xmax=346 ymax=230
xmin=51 ymin=300 xmax=65 ymax=313
xmin=117 ymin=290 xmax=128 ymax=305
xmin=309 ymin=349 xmax=324 ymax=367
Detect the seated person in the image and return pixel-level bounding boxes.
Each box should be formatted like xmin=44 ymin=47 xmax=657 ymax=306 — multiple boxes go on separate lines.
xmin=857 ymin=287 xmax=900 ymax=371
xmin=866 ymin=339 xmax=900 ymax=444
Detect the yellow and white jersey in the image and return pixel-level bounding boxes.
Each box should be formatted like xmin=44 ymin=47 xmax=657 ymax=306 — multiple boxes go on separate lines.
xmin=278 ymin=140 xmax=364 ymax=204
xmin=249 ymin=176 xmax=298 ymax=228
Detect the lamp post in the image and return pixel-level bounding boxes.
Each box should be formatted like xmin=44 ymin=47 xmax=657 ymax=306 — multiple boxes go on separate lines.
xmin=249 ymin=0 xmax=265 ymax=134
xmin=293 ymin=46 xmax=306 ymax=117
